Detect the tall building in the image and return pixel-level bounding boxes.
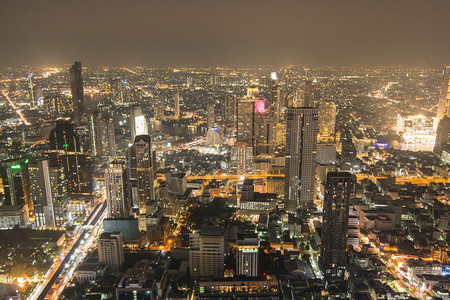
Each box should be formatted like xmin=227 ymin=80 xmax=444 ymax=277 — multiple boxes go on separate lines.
xmin=230 ymin=142 xmax=253 ymax=175
xmin=105 ymin=161 xmax=131 ymax=219
xmin=29 ymin=159 xmax=67 ymax=228
xmin=174 ymin=89 xmax=180 ymax=119
xmin=89 ymin=112 xmax=116 ymax=157
xmin=270 ymin=72 xmax=283 ymax=122
xmin=189 ymin=226 xmax=225 ymax=278
xmin=220 ymin=95 xmax=236 ymax=123
xmin=206 ymin=103 xmax=215 ymax=129
xmin=284 ymin=107 xmax=319 ymax=212
xmin=237 ymin=88 xmax=273 ymax=155
xmin=236 ymin=233 xmax=259 ymax=277
xmin=434 ymin=116 xmax=450 ymax=155
xmin=127 ymin=135 xmax=155 ymax=215
xmin=98 ymin=232 xmax=124 ymax=272
xmin=320 ymin=172 xmax=355 ymax=276
xmin=436 ymin=65 xmax=450 ymax=120
xmin=48 ymin=119 xmax=92 ymax=195
xmin=0 ymin=161 xmax=31 ymax=210
xmin=130 ymin=105 xmax=148 ymax=142
xmin=70 ymin=61 xmax=85 ymax=123
xmin=155 ymin=94 xmax=165 ymax=121
xmin=303 ymin=80 xmax=320 ymax=107
xmin=318 ymin=101 xmax=336 ymax=137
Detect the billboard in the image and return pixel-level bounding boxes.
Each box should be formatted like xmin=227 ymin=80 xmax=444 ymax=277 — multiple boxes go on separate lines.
xmin=135 ymin=115 xmax=147 ymax=135
xmin=255 ymin=99 xmax=266 ymax=113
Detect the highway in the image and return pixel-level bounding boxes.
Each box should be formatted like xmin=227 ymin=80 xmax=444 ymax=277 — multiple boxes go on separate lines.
xmin=1 ymin=89 xmax=30 ymax=125
xmin=30 ymin=202 xmax=107 ymax=300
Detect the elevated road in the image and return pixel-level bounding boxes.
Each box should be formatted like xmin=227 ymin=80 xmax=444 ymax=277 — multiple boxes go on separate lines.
xmin=31 ymin=202 xmax=106 ymax=300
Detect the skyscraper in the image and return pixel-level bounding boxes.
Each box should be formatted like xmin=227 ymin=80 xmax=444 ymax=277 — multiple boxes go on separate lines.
xmin=105 ymin=161 xmax=131 ymax=219
xmin=206 ymin=103 xmax=215 ymax=129
xmin=89 ymin=112 xmax=116 ymax=157
xmin=174 ymin=89 xmax=180 ymax=119
xmin=29 ymin=159 xmax=67 ymax=228
xmin=98 ymin=232 xmax=124 ymax=272
xmin=434 ymin=116 xmax=450 ymax=155
xmin=270 ymin=72 xmax=283 ymax=122
xmin=220 ymin=95 xmax=236 ymax=123
xmin=48 ymin=119 xmax=92 ymax=195
xmin=237 ymin=87 xmax=273 ymax=155
xmin=127 ymin=135 xmax=155 ymax=215
xmin=70 ymin=62 xmax=85 ymax=123
xmin=320 ymin=172 xmax=355 ymax=276
xmin=0 ymin=161 xmax=31 ymax=210
xmin=130 ymin=105 xmax=148 ymax=142
xmin=155 ymin=94 xmax=165 ymax=121
xmin=284 ymin=107 xmax=319 ymax=212
xmin=230 ymin=142 xmax=253 ymax=175
xmin=318 ymin=101 xmax=336 ymax=137
xmin=436 ymin=65 xmax=450 ymax=120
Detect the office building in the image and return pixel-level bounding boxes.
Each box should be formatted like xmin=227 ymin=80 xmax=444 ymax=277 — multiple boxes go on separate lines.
xmin=127 ymin=135 xmax=155 ymax=215
xmin=271 ymin=72 xmax=284 ymax=122
xmin=0 ymin=161 xmax=31 ymax=210
xmin=98 ymin=232 xmax=124 ymax=272
xmin=320 ymin=172 xmax=355 ymax=276
xmin=70 ymin=61 xmax=85 ymax=123
xmin=155 ymin=94 xmax=165 ymax=121
xmin=236 ymin=233 xmax=259 ymax=277
xmin=174 ymin=89 xmax=180 ymax=119
xmin=284 ymin=107 xmax=319 ymax=212
xmin=237 ymin=88 xmax=273 ymax=155
xmin=230 ymin=142 xmax=253 ymax=175
xmin=207 ymin=103 xmax=215 ymax=129
xmin=434 ymin=116 xmax=450 ymax=155
xmin=48 ymin=119 xmax=92 ymax=195
xmin=220 ymin=95 xmax=236 ymax=123
xmin=29 ymin=160 xmax=67 ymax=228
xmin=189 ymin=226 xmax=225 ymax=278
xmin=318 ymin=101 xmax=336 ymax=137
xmin=105 ymin=161 xmax=131 ymax=219
xmin=436 ymin=65 xmax=450 ymax=120
xmin=88 ymin=112 xmax=116 ymax=157
xmin=130 ymin=104 xmax=148 ymax=142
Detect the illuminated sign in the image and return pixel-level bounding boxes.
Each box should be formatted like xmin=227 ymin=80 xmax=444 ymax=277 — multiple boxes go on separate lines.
xmin=374 ymin=143 xmax=388 ymax=149
xmin=135 ymin=115 xmax=147 ymax=135
xmin=443 ymin=265 xmax=450 ymax=276
xmin=10 ymin=164 xmax=21 ymax=169
xmin=255 ymin=99 xmax=266 ymax=113
xmin=271 ymin=72 xmax=278 ymax=80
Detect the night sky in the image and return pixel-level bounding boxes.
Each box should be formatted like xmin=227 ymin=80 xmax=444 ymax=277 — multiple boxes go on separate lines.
xmin=1 ymin=0 xmax=449 ymax=67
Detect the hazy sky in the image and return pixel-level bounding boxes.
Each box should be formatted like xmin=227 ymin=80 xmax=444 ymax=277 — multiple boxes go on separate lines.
xmin=1 ymin=0 xmax=449 ymax=67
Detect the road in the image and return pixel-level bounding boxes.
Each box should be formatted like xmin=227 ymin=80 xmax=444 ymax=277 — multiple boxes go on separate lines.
xmin=1 ymin=89 xmax=30 ymax=125
xmin=29 ymin=202 xmax=107 ymax=300
xmin=166 ymin=173 xmax=450 ymax=186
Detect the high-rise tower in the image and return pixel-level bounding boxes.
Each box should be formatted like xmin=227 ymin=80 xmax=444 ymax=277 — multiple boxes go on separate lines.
xmin=127 ymin=135 xmax=155 ymax=215
xmin=174 ymin=89 xmax=180 ymax=119
xmin=436 ymin=65 xmax=450 ymax=120
xmin=318 ymin=101 xmax=336 ymax=137
xmin=70 ymin=62 xmax=85 ymax=123
xmin=284 ymin=107 xmax=319 ymax=212
xmin=29 ymin=159 xmax=67 ymax=228
xmin=320 ymin=172 xmax=355 ymax=276
xmin=105 ymin=161 xmax=131 ymax=219
xmin=207 ymin=103 xmax=215 ymax=129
